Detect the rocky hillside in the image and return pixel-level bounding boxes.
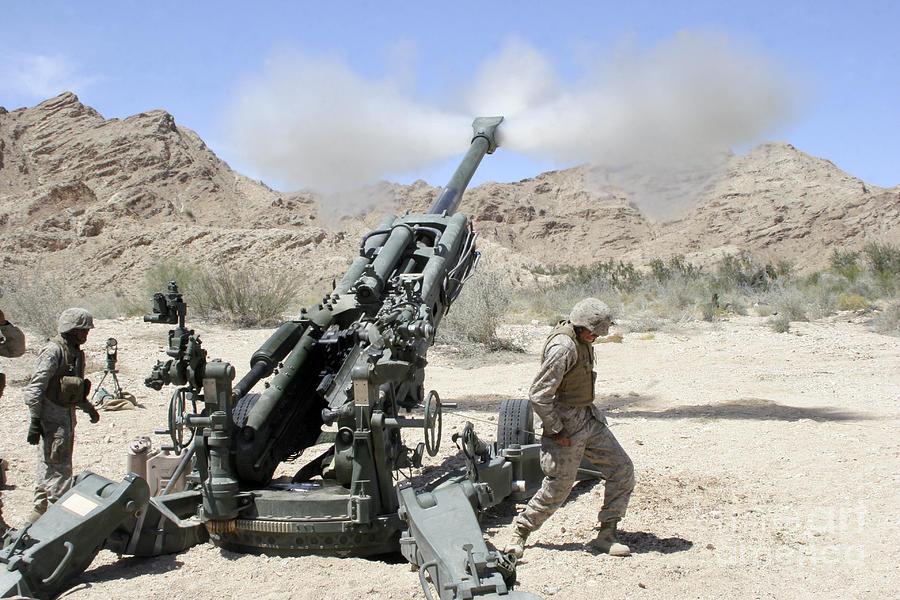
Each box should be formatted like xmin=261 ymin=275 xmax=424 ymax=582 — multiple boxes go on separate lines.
xmin=1 ymin=93 xmax=898 ymax=299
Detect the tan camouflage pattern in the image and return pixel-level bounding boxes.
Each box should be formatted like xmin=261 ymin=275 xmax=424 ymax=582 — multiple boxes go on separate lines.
xmin=514 ymin=327 xmax=634 ymax=536
xmin=529 ymin=332 xmax=580 ymax=435
xmin=23 ymin=338 xmax=80 ymax=513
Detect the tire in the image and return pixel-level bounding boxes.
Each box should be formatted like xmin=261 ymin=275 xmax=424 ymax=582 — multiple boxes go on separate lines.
xmin=497 ymin=398 xmax=535 ymax=449
xmin=232 ymin=393 xmax=260 ymax=428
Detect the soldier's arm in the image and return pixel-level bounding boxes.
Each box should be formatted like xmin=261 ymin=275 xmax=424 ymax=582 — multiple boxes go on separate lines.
xmin=0 ymin=320 xmax=26 ymax=358
xmin=528 ymin=336 xmax=577 ymax=436
xmin=23 ymin=345 xmax=60 ymax=419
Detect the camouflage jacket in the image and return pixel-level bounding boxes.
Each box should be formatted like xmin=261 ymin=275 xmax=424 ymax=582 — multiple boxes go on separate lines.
xmin=529 ymin=327 xmax=606 ymax=436
xmin=23 ymin=335 xmax=84 ymax=419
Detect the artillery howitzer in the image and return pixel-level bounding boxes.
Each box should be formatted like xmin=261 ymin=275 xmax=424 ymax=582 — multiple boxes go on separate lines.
xmin=1 ymin=117 xmax=577 ymax=600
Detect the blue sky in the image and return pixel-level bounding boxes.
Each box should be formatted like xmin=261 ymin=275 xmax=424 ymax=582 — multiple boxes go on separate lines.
xmin=1 ymin=1 xmax=897 ymax=190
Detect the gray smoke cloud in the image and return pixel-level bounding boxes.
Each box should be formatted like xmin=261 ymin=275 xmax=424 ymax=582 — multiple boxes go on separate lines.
xmin=224 ymin=32 xmax=798 ymax=218
xmin=224 ymin=50 xmax=468 ymax=193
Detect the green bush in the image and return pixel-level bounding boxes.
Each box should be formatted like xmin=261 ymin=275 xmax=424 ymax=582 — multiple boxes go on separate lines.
xmin=143 ymin=260 xmax=201 ymax=298
xmin=650 ymin=255 xmax=703 ymax=284
xmin=561 ymin=259 xmax=644 ymax=293
xmin=830 ymin=248 xmax=862 ymax=283
xmin=862 ymin=242 xmax=900 ymax=276
xmin=713 ymin=252 xmax=778 ymax=292
xmin=863 ymin=242 xmax=900 ymax=293
xmin=837 ymin=293 xmax=869 ymax=311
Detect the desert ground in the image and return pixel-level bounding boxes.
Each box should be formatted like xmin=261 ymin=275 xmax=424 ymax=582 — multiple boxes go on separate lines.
xmin=1 ymin=312 xmax=897 ymax=599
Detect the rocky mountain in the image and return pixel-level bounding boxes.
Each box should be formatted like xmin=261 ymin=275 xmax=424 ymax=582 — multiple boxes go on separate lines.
xmin=1 ymin=93 xmax=898 ymax=299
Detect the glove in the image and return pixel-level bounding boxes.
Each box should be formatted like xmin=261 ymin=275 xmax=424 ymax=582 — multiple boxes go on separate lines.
xmin=84 ymin=403 xmax=100 ymax=424
xmin=27 ymin=417 xmax=42 ymax=445
xmin=83 ymin=378 xmax=92 ymax=401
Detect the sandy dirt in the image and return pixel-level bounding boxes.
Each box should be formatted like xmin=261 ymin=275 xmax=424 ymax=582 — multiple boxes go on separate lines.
xmin=1 ymin=313 xmax=897 ymax=599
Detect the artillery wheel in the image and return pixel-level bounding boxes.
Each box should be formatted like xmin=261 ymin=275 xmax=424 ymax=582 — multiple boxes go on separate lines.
xmin=232 ymin=393 xmax=260 ymax=428
xmin=167 ymin=387 xmax=199 ymax=453
xmin=423 ymin=390 xmax=442 ymax=457
xmin=497 ymin=398 xmax=535 ymax=449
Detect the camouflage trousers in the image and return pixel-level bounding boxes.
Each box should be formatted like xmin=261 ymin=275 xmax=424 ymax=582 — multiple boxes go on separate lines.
xmin=514 ymin=417 xmax=634 ymax=536
xmin=34 ymin=403 xmax=76 ymax=514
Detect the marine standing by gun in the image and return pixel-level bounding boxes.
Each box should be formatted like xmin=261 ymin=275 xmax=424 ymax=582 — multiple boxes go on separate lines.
xmin=22 ymin=308 xmax=100 ymax=523
xmin=0 ymin=288 xmax=26 ymax=535
xmin=505 ymin=298 xmax=634 ymax=558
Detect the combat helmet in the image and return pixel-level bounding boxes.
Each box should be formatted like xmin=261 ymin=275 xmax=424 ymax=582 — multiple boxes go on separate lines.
xmin=57 ymin=308 xmax=95 ymax=334
xmin=569 ymin=298 xmax=612 ymax=336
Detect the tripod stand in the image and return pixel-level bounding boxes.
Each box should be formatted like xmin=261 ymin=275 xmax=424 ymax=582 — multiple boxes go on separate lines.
xmin=92 ymin=337 xmax=123 ymax=404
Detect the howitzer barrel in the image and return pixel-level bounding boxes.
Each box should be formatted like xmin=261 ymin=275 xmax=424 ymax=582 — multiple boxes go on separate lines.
xmin=428 ymin=116 xmax=503 ymax=215
xmin=230 ymin=116 xmax=503 ymax=486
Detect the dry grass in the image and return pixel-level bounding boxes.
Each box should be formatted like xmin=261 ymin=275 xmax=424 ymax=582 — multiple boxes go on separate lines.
xmin=1 ymin=265 xmax=74 ymax=339
xmin=191 ymin=265 xmax=300 ymax=327
xmin=438 ymin=269 xmax=516 ymax=351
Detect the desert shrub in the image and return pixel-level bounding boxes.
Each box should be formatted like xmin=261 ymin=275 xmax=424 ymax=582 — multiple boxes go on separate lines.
xmin=618 ymin=312 xmax=666 ymax=333
xmin=112 ymin=259 xmax=203 ymax=317
xmin=775 ymin=260 xmax=795 ymax=280
xmin=837 ymin=293 xmax=869 ymax=311
xmin=769 ymin=314 xmax=792 ymax=333
xmin=862 ymin=242 xmax=900 ymax=276
xmin=650 ymin=255 xmax=703 ymax=284
xmin=653 ymin=278 xmax=707 ymax=314
xmin=1 ymin=267 xmax=75 ymax=339
xmin=143 ymin=260 xmax=201 ymax=298
xmin=868 ymin=301 xmax=900 ymax=336
xmin=439 ymin=269 xmax=513 ymax=350
xmin=773 ymin=288 xmax=809 ymax=322
xmin=863 ymin=242 xmax=900 ymax=293
xmin=830 ymin=248 xmax=862 ymax=283
xmin=752 ymin=301 xmax=777 ymax=317
xmin=562 ymin=259 xmax=644 ymax=293
xmin=649 ymin=258 xmax=669 ymax=283
xmin=713 ymin=251 xmax=779 ymax=293
xmin=700 ymin=298 xmax=725 ymax=322
xmin=516 ymin=248 xmax=900 ymax=336
xmin=513 ymin=268 xmax=622 ymax=328
xmin=191 ymin=265 xmax=300 ymax=327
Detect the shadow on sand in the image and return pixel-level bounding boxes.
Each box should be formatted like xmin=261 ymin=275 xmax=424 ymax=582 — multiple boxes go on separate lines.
xmin=535 ymin=530 xmax=693 ymax=556
xmin=603 ymin=394 xmax=869 ymax=422
xmin=67 ymin=553 xmax=183 ymax=592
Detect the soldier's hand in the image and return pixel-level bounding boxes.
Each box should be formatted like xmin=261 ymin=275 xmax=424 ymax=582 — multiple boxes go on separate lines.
xmin=549 ymin=429 xmax=571 ymax=447
xmin=0 ymin=308 xmax=5 ymax=323
xmin=27 ymin=417 xmax=42 ymax=445
xmin=85 ymin=404 xmax=100 ymax=424
xmin=0 ymin=372 xmax=5 ymax=399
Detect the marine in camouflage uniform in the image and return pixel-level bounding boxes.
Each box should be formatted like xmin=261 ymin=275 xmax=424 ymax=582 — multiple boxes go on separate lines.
xmin=22 ymin=308 xmax=100 ymax=522
xmin=0 ymin=300 xmax=27 ymax=535
xmin=506 ymin=298 xmax=634 ymax=557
